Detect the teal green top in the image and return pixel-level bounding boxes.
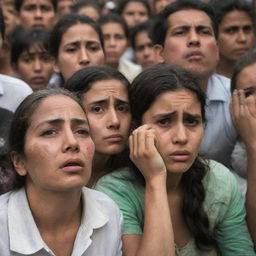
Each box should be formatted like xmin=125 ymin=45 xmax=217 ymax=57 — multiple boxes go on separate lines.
xmin=95 ymin=160 xmax=255 ymax=256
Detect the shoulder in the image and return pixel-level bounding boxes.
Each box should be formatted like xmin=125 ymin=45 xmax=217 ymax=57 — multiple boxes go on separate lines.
xmin=83 ymin=187 xmax=122 ymax=218
xmin=95 ymin=167 xmax=142 ymax=195
xmin=203 ymin=160 xmax=244 ymax=221
xmin=207 ymin=74 xmax=231 ymax=100
xmin=0 ymin=74 xmax=32 ymax=93
xmin=204 ymin=160 xmax=238 ymax=194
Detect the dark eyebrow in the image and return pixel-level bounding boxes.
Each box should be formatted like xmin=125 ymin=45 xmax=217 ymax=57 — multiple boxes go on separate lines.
xmin=36 ymin=118 xmax=88 ymax=129
xmin=152 ymin=111 xmax=201 ymax=120
xmin=152 ymin=111 xmax=176 ymax=120
xmin=65 ymin=40 xmax=100 ymax=47
xmin=173 ymin=25 xmax=212 ymax=31
xmin=183 ymin=112 xmax=202 ymax=119
xmin=88 ymin=98 xmax=129 ymax=105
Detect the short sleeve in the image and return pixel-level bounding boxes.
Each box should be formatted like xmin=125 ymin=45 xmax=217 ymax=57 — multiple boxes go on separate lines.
xmin=95 ymin=170 xmax=145 ymax=235
xmin=206 ymin=162 xmax=255 ymax=255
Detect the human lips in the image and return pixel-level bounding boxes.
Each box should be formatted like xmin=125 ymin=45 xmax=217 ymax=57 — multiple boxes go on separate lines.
xmin=186 ymin=51 xmax=204 ymax=60
xmin=104 ymin=134 xmax=124 ymax=142
xmin=31 ymin=76 xmax=46 ymax=85
xmin=60 ymin=158 xmax=85 ymax=172
xmin=169 ymin=151 xmax=191 ymax=161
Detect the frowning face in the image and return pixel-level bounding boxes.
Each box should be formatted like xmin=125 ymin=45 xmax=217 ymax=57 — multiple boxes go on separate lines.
xmin=13 ymin=95 xmax=95 ymax=193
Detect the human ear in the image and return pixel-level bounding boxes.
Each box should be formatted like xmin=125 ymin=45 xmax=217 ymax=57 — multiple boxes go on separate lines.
xmin=11 ymin=152 xmax=27 ymax=176
xmin=153 ymin=44 xmax=165 ymax=63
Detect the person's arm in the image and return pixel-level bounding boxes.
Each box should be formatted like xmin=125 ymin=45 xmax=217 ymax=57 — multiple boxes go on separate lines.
xmin=123 ymin=125 xmax=174 ymax=256
xmin=231 ymin=89 xmax=256 ymax=245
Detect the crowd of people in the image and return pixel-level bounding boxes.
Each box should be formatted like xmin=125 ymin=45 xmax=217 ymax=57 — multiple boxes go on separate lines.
xmin=0 ymin=0 xmax=256 ymax=255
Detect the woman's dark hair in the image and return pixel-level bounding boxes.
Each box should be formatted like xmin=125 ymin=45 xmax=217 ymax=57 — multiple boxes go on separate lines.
xmin=65 ymin=65 xmax=130 ymax=96
xmin=130 ymin=63 xmax=216 ymax=251
xmin=71 ymin=0 xmax=101 ymax=14
xmin=151 ymin=0 xmax=218 ymax=46
xmin=231 ymin=49 xmax=256 ymax=92
xmin=130 ymin=20 xmax=154 ymax=49
xmin=211 ymin=0 xmax=254 ymax=28
xmin=14 ymin=0 xmax=57 ymax=12
xmin=117 ymin=0 xmax=151 ymax=18
xmin=11 ymin=28 xmax=50 ymax=65
xmin=8 ymin=88 xmax=84 ymax=189
xmin=98 ymin=13 xmax=129 ymax=39
xmin=50 ymin=13 xmax=103 ymax=58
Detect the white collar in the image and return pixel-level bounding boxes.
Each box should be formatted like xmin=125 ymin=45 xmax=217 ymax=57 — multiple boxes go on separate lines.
xmin=8 ymin=187 xmax=109 ymax=255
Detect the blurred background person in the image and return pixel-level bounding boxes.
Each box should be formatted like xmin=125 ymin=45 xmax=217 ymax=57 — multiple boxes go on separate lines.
xmin=49 ymin=13 xmax=105 ymax=87
xmin=14 ymin=0 xmax=57 ymax=31
xmin=99 ymin=13 xmax=141 ymax=82
xmin=71 ymin=0 xmax=101 ymax=21
xmin=211 ymin=0 xmax=255 ymax=78
xmin=11 ymin=28 xmax=54 ymax=91
xmin=130 ymin=20 xmax=159 ymax=69
xmin=117 ymin=0 xmax=151 ymax=28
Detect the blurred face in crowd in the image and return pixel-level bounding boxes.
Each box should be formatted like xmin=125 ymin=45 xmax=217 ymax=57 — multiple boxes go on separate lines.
xmin=156 ymin=9 xmax=219 ymax=81
xmin=15 ymin=44 xmax=54 ymax=90
xmin=236 ymin=63 xmax=256 ymax=95
xmin=218 ymin=10 xmax=255 ymax=63
xmin=82 ymin=79 xmax=131 ymax=155
xmin=134 ymin=30 xmax=159 ymax=69
xmin=18 ymin=0 xmax=56 ymax=30
xmin=76 ymin=6 xmax=100 ymax=21
xmin=54 ymin=23 xmax=105 ymax=82
xmin=2 ymin=0 xmax=19 ymax=36
xmin=122 ymin=1 xmax=149 ymax=27
xmin=101 ymin=22 xmax=127 ymax=68
xmin=57 ymin=0 xmax=73 ymax=17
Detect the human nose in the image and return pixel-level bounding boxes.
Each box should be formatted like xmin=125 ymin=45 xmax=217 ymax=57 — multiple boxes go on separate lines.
xmin=107 ymin=108 xmax=120 ymax=129
xmin=108 ymin=36 xmax=116 ymax=47
xmin=187 ymin=29 xmax=200 ymax=47
xmin=79 ymin=46 xmax=90 ymax=66
xmin=237 ymin=30 xmax=246 ymax=43
xmin=34 ymin=58 xmax=42 ymax=71
xmin=172 ymin=123 xmax=188 ymax=145
xmin=35 ymin=7 xmax=42 ymax=19
xmin=62 ymin=128 xmax=80 ymax=153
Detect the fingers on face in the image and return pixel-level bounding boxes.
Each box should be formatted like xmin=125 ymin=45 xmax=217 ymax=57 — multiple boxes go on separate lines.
xmin=129 ymin=125 xmax=157 ymax=160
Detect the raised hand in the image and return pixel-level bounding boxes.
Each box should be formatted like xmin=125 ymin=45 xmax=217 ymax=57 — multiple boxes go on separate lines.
xmin=129 ymin=124 xmax=167 ymax=182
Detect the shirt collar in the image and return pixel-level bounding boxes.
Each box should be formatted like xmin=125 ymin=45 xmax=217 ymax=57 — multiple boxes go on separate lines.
xmin=206 ymin=74 xmax=230 ymax=102
xmin=8 ymin=188 xmax=109 ymax=255
xmin=72 ymin=188 xmax=109 ymax=255
xmin=8 ymin=188 xmax=48 ymax=254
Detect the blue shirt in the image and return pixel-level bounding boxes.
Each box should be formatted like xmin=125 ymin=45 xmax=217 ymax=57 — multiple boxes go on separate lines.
xmin=199 ymin=74 xmax=238 ymax=168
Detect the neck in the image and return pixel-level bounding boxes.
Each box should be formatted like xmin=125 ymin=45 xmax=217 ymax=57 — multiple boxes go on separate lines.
xmin=87 ymin=152 xmax=110 ymax=187
xmin=25 ymin=184 xmax=82 ymax=231
xmin=197 ymin=77 xmax=209 ymax=93
xmin=216 ymin=57 xmax=235 ymax=78
xmin=166 ymin=172 xmax=183 ymax=194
